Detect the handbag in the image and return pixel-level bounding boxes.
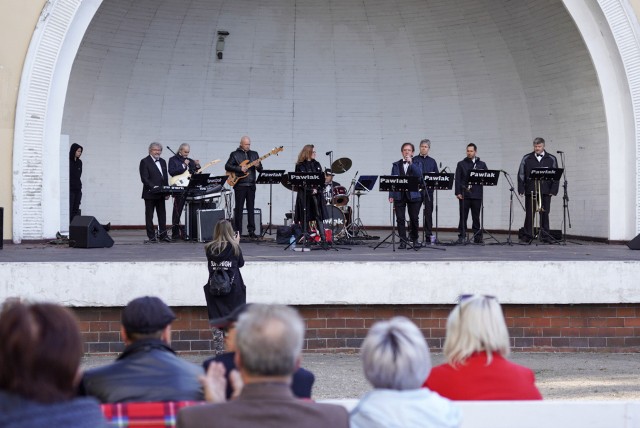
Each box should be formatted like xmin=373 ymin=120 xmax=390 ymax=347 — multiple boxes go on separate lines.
xmin=208 ymin=265 xmax=235 ymax=296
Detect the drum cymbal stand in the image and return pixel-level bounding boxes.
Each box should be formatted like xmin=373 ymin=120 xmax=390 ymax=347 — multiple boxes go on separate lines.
xmin=346 ymin=189 xmax=370 ymax=238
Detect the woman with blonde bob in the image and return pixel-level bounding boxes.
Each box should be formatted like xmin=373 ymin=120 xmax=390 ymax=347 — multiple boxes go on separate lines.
xmin=350 ymin=317 xmax=460 ymax=428
xmin=203 ymin=220 xmax=246 ymax=354
xmin=424 ymin=295 xmax=542 ymax=400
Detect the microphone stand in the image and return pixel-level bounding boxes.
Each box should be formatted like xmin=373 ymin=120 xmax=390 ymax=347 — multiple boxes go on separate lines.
xmin=558 ymin=152 xmax=580 ymax=245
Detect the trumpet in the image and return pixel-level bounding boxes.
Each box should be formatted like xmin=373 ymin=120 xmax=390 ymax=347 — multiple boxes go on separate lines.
xmin=535 ymin=179 xmax=545 ymax=213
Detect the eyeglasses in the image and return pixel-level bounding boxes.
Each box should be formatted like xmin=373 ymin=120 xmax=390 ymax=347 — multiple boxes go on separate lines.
xmin=456 ymin=294 xmax=496 ymax=304
xmin=221 ymin=324 xmax=236 ymax=338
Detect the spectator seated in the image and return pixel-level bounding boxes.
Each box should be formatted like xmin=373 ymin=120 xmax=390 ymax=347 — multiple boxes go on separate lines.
xmin=101 ymin=401 xmax=203 ymax=427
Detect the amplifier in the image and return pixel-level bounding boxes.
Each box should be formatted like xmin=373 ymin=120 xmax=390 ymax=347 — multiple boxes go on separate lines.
xmin=241 ymin=208 xmax=262 ymax=235
xmin=197 ymin=209 xmax=226 ymax=242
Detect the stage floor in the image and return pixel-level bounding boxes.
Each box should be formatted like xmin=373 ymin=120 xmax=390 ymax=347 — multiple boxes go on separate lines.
xmin=2 ymin=229 xmax=637 ymax=263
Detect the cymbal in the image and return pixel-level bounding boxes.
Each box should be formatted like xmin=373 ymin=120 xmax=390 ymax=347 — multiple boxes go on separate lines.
xmin=281 ymin=175 xmax=294 ymax=191
xmin=331 ymin=158 xmax=352 ymax=174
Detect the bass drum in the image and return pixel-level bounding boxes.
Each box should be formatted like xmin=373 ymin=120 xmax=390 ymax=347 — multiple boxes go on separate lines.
xmin=322 ymin=205 xmax=346 ymax=238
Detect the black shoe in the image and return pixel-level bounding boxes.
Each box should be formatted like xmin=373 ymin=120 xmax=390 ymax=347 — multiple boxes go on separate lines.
xmin=456 ymin=237 xmax=465 ymax=244
xmin=248 ymin=232 xmax=258 ymax=239
xmin=147 ymin=237 xmax=158 ymax=243
xmin=474 ymin=238 xmax=483 ymax=244
xmin=412 ymin=241 xmax=422 ymax=249
xmin=398 ymin=242 xmax=406 ymax=249
xmin=161 ymin=236 xmax=172 ymax=243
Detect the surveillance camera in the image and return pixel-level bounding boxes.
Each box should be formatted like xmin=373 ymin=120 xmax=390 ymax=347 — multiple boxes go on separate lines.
xmin=217 ymin=30 xmax=229 ymax=36
xmin=217 ymin=51 xmax=223 ymax=60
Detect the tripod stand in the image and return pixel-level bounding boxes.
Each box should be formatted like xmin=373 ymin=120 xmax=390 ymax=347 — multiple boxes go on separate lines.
xmin=499 ymin=170 xmax=524 ymax=246
xmin=257 ymin=170 xmax=285 ymax=238
xmin=557 ymin=152 xmax=580 ymax=245
xmin=422 ymin=171 xmax=454 ymax=245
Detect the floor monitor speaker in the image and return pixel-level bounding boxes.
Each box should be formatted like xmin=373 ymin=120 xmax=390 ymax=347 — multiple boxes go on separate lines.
xmin=241 ymin=208 xmax=262 ymax=235
xmin=69 ymin=216 xmax=114 ymax=248
xmin=627 ymin=234 xmax=640 ymax=250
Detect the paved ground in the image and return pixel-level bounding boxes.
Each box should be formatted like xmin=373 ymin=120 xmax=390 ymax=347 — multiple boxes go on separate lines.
xmin=82 ymin=352 xmax=640 ymax=401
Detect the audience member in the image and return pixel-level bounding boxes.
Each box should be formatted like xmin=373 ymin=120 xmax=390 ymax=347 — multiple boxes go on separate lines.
xmin=424 ymin=295 xmax=543 ymax=400
xmin=80 ymin=296 xmax=204 ymax=403
xmin=204 ymin=219 xmax=246 ymax=355
xmin=0 ymin=300 xmax=108 ymax=428
xmin=202 ymin=304 xmax=315 ymax=399
xmin=178 ymin=304 xmax=349 ymax=428
xmin=350 ymin=316 xmax=460 ymax=428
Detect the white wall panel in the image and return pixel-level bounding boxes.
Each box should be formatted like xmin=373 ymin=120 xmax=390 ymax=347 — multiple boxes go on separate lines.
xmin=62 ymin=0 xmax=607 ymax=236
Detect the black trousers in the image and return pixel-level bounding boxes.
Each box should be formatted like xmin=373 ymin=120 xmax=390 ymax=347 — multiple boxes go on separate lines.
xmin=69 ymin=190 xmax=82 ymax=223
xmin=394 ymin=196 xmax=421 ymax=242
xmin=422 ymin=192 xmax=434 ymax=237
xmin=524 ymin=193 xmax=552 ymax=238
xmin=233 ymin=185 xmax=256 ymax=235
xmin=458 ymin=198 xmax=482 ymax=238
xmin=144 ymin=198 xmax=167 ymax=239
xmin=171 ymin=194 xmax=187 ymax=237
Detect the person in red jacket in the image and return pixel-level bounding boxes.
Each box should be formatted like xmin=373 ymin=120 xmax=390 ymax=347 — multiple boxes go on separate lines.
xmin=424 ymin=295 xmax=542 ymax=400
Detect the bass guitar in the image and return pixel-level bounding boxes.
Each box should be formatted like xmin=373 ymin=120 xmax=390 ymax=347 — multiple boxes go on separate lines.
xmin=226 ymin=146 xmax=284 ymax=187
xmin=170 ymin=159 xmax=221 ymax=187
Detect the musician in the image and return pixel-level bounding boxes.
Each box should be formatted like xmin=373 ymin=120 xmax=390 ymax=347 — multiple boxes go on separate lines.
xmin=69 ymin=143 xmax=83 ymax=223
xmin=294 ymin=145 xmax=327 ymax=241
xmin=413 ymin=139 xmax=438 ymax=242
xmin=517 ymin=137 xmax=559 ymax=242
xmin=388 ymin=142 xmax=423 ymax=249
xmin=323 ymin=168 xmax=341 ymax=204
xmin=454 ymin=143 xmax=487 ymax=244
xmin=225 ymin=136 xmax=262 ymax=239
xmin=139 ymin=142 xmax=171 ymax=243
xmin=168 ymin=143 xmax=201 ymax=239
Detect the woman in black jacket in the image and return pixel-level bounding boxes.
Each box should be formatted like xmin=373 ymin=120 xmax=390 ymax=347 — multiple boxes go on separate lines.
xmin=204 ymin=219 xmax=246 ymax=354
xmin=294 ymin=144 xmax=327 ymax=242
xmin=69 ymin=143 xmax=83 ymax=222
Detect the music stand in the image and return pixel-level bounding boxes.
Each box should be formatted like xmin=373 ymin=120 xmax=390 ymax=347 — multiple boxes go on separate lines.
xmin=466 ymin=169 xmax=500 ymax=245
xmin=285 ymin=171 xmax=324 ymax=251
xmin=527 ymin=167 xmax=564 ymax=245
xmin=423 ymin=172 xmax=454 ymax=244
xmin=257 ymin=170 xmax=285 ymax=237
xmin=374 ymin=175 xmax=419 ymax=251
xmin=346 ymin=175 xmax=377 ymax=238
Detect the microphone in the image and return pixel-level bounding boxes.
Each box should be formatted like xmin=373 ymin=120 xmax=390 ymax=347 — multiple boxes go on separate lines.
xmin=556 ymin=150 xmax=564 ymax=154
xmin=326 ymin=151 xmax=333 ymax=156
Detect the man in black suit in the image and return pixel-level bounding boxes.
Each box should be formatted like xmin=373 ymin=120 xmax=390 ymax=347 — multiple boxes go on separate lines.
xmin=139 ymin=142 xmax=171 ymax=242
xmin=389 ymin=142 xmax=424 ymax=249
xmin=518 ymin=137 xmax=559 ymax=242
xmin=455 ymin=143 xmax=488 ymax=244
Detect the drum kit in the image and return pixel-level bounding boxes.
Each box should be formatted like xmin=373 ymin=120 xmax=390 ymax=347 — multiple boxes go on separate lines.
xmin=281 ymin=156 xmax=363 ymax=240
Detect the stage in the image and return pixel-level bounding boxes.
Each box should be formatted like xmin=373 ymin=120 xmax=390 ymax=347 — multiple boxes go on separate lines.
xmin=2 ymin=229 xmax=640 ymax=354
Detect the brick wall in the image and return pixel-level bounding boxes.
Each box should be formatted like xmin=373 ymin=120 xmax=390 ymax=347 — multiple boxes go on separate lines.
xmin=74 ymin=304 xmax=640 ymax=356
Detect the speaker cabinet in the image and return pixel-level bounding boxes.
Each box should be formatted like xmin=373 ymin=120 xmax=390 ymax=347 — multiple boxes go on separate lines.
xmin=69 ymin=216 xmax=114 ymax=248
xmin=196 ymin=209 xmax=226 ymax=242
xmin=627 ymin=234 xmax=640 ymax=250
xmin=241 ymin=208 xmax=262 ymax=235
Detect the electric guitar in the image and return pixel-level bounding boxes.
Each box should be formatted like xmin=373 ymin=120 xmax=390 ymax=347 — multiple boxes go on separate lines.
xmin=226 ymin=146 xmax=284 ymax=187
xmin=169 ymin=159 xmax=221 ymax=187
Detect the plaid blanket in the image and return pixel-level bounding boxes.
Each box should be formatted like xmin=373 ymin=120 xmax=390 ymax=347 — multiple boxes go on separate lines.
xmin=101 ymin=401 xmax=203 ymax=427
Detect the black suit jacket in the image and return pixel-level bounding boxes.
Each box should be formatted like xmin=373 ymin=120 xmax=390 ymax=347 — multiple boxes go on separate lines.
xmin=139 ymin=155 xmax=169 ymax=199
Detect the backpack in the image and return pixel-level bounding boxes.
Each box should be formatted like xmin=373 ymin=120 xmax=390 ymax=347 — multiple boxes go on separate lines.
xmin=208 ymin=265 xmax=234 ymax=296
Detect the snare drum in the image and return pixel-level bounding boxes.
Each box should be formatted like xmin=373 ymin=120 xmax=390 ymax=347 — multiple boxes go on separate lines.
xmin=332 ymin=185 xmax=349 ymax=207
xmin=322 ymin=205 xmax=346 ymax=238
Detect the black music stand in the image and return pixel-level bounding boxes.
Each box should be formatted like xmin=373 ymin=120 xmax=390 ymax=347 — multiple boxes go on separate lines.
xmin=526 ymin=167 xmax=564 ymax=245
xmin=424 ymin=172 xmax=454 ymax=245
xmin=346 ymin=175 xmax=377 ymax=238
xmin=374 ymin=175 xmax=419 ymax=251
xmin=257 ymin=170 xmax=285 ymax=237
xmin=284 ymin=171 xmax=324 ymax=251
xmin=499 ymin=170 xmax=525 ymax=246
xmin=466 ymin=170 xmax=500 ymax=245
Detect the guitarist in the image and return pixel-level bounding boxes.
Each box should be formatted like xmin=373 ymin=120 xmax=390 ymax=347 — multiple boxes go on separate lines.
xmin=225 ymin=136 xmax=263 ymax=238
xmin=169 ymin=143 xmax=201 ymax=239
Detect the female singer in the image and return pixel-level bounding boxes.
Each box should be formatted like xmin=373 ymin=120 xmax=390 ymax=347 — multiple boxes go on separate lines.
xmin=69 ymin=143 xmax=83 ymax=222
xmin=203 ymin=219 xmax=246 ymax=354
xmin=294 ymin=145 xmax=326 ymax=241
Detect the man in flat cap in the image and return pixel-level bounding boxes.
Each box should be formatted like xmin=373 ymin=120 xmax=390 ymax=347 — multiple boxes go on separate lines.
xmin=79 ymin=296 xmax=203 ymax=403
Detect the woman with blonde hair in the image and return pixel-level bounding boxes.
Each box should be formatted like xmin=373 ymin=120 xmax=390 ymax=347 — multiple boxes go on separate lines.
xmin=294 ymin=144 xmax=327 ymax=242
xmin=203 ymin=220 xmax=246 ymax=354
xmin=424 ymin=295 xmax=542 ymax=400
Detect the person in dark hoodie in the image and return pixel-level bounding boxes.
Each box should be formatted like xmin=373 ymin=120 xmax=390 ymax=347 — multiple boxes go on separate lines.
xmin=69 ymin=143 xmax=83 ymax=223
xmin=204 ymin=219 xmax=246 ymax=354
